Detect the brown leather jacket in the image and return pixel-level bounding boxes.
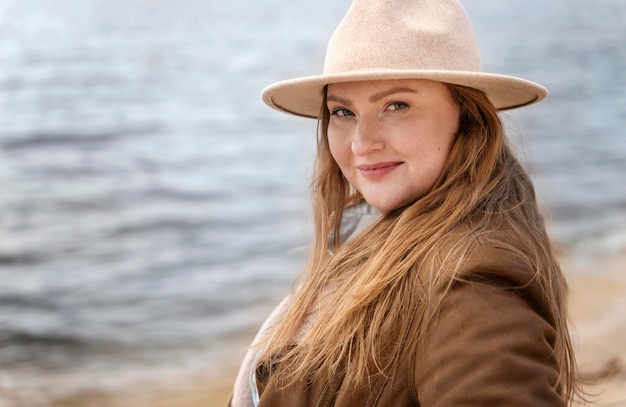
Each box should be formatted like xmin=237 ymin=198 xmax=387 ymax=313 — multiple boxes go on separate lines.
xmin=251 ymin=245 xmax=566 ymax=406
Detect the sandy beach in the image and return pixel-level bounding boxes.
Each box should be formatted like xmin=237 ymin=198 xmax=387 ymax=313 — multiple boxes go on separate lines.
xmin=565 ymin=252 xmax=626 ymax=406
xmin=29 ymin=251 xmax=625 ymax=407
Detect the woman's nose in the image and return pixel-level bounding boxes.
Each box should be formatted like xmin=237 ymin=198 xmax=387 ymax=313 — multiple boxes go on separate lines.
xmin=352 ymin=116 xmax=384 ymax=156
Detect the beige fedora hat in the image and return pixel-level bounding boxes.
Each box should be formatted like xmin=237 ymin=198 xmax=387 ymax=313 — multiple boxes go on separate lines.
xmin=262 ymin=0 xmax=548 ymax=118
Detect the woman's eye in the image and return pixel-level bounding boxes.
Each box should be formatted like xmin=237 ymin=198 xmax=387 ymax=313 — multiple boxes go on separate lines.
xmin=330 ymin=108 xmax=354 ymax=117
xmin=387 ymin=102 xmax=408 ymax=111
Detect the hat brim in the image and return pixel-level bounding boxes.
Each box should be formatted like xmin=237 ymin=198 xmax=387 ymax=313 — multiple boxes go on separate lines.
xmin=262 ymin=70 xmax=548 ymax=118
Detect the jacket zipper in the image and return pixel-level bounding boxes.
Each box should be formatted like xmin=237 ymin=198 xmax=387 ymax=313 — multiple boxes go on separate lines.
xmin=315 ymin=368 xmax=337 ymax=407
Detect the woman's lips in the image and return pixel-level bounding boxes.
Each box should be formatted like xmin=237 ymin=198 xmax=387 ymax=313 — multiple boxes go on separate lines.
xmin=357 ymin=162 xmax=403 ymax=180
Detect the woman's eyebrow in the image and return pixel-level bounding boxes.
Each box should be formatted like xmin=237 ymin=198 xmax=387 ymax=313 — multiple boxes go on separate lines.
xmin=369 ymin=87 xmax=418 ymax=103
xmin=327 ymin=87 xmax=418 ymax=106
xmin=326 ymin=95 xmax=352 ymax=106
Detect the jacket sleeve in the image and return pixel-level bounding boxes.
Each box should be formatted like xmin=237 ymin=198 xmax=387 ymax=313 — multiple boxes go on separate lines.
xmin=412 ymin=281 xmax=565 ymax=406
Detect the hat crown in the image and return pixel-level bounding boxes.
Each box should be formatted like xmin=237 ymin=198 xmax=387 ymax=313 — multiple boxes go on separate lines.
xmin=324 ymin=0 xmax=482 ymax=74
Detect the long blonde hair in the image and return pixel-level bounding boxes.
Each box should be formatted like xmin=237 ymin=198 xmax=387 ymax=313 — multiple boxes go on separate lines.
xmin=258 ymin=83 xmax=579 ymax=401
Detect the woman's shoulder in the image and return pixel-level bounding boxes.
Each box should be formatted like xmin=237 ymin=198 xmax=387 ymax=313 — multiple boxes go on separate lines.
xmin=408 ymin=227 xmax=565 ymax=405
xmin=439 ymin=223 xmax=559 ymax=323
xmin=465 ymin=231 xmax=535 ymax=281
xmin=435 ymin=219 xmax=541 ymax=284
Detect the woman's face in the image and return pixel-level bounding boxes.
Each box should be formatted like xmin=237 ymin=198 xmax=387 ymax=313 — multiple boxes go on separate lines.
xmin=326 ymin=79 xmax=460 ymax=213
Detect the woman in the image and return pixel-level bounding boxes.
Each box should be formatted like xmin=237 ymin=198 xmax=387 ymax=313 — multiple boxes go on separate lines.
xmin=231 ymin=0 xmax=580 ymax=405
